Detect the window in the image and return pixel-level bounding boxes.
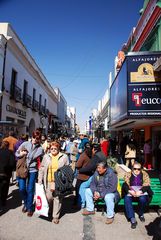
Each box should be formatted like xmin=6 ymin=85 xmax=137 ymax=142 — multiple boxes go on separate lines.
xmin=23 ymin=80 xmax=28 ymax=102
xmin=39 ymin=94 xmax=42 ymax=109
xmin=33 ymin=88 xmax=36 ymax=102
xmin=10 ymin=69 xmax=17 ymax=97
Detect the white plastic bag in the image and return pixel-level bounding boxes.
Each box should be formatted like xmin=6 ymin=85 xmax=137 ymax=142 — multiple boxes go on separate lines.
xmin=35 ymin=183 xmax=49 ymax=217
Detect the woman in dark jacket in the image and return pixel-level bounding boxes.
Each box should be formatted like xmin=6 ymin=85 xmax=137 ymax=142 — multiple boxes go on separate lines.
xmin=74 ymin=142 xmax=92 ymax=208
xmin=0 ymin=141 xmax=15 ymax=207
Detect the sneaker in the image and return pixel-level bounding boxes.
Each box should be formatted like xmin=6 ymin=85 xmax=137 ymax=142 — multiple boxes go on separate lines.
xmin=139 ymin=215 xmax=145 ymax=222
xmin=131 ymin=221 xmax=137 ymax=229
xmin=82 ymin=209 xmax=95 ymax=215
xmin=105 ymin=217 xmax=114 ymax=224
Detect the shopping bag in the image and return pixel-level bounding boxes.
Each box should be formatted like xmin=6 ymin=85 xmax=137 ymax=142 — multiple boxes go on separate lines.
xmin=35 ymin=183 xmax=49 ymax=217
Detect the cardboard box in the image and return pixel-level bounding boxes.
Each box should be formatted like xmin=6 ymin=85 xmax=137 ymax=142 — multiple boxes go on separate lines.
xmin=116 ymin=164 xmax=131 ymax=179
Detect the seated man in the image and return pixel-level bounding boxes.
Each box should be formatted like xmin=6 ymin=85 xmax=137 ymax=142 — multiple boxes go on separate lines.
xmin=122 ymin=161 xmax=153 ymax=229
xmin=82 ymin=161 xmax=120 ymax=224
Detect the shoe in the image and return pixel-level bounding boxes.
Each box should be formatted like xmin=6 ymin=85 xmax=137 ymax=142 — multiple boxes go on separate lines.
xmin=52 ymin=218 xmax=59 ymax=224
xmin=82 ymin=209 xmax=95 ymax=215
xmin=131 ymin=221 xmax=137 ymax=229
xmin=105 ymin=217 xmax=114 ymax=224
xmin=139 ymin=215 xmax=145 ymax=222
xmin=27 ymin=211 xmax=33 ymax=217
xmin=22 ymin=206 xmax=27 ymax=213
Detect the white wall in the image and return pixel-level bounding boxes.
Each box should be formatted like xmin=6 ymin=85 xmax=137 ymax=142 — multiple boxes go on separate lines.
xmin=0 ymin=23 xmax=59 ymax=134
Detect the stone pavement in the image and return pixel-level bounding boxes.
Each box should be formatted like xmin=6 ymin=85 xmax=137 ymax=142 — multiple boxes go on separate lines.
xmin=0 ymin=183 xmax=161 ymax=240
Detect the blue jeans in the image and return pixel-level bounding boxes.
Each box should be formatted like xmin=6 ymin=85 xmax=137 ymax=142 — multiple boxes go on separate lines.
xmin=124 ymin=195 xmax=148 ymax=220
xmin=78 ymin=176 xmax=93 ymax=208
xmin=19 ymin=172 xmax=37 ymax=211
xmin=85 ymin=188 xmax=115 ymax=218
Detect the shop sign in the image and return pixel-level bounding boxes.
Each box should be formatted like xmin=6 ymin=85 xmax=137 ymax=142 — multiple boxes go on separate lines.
xmin=127 ymin=53 xmax=161 ymax=117
xmin=128 ymin=84 xmax=161 ymax=117
xmin=110 ymin=52 xmax=161 ymax=126
xmin=6 ymin=104 xmax=26 ymax=119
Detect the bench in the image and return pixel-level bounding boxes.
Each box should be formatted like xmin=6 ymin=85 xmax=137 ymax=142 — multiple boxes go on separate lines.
xmin=95 ymin=178 xmax=161 ymax=214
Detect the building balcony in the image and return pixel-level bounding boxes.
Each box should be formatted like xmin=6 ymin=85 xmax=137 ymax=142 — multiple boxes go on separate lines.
xmin=23 ymin=93 xmax=32 ymax=108
xmin=10 ymin=85 xmax=22 ymax=103
xmin=32 ymin=100 xmax=39 ymax=112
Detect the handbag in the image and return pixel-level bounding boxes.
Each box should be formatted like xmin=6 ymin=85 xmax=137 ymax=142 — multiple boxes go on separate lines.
xmin=16 ymin=156 xmax=28 ymax=178
xmin=35 ymin=183 xmax=49 ymax=217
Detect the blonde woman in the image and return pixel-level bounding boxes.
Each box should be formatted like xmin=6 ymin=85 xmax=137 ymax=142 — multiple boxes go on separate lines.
xmin=125 ymin=140 xmax=136 ymax=168
xmin=38 ymin=141 xmax=69 ymax=224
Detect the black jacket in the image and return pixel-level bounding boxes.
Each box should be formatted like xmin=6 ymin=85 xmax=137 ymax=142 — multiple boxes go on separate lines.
xmin=79 ymin=151 xmax=106 ymax=176
xmin=0 ymin=148 xmax=15 ymax=177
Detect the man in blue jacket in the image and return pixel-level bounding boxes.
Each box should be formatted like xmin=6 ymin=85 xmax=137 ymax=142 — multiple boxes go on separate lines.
xmin=82 ymin=161 xmax=120 ymax=224
xmin=76 ymin=133 xmax=89 ymax=161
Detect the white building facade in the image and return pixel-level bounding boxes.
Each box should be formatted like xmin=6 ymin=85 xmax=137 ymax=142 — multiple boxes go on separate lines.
xmin=0 ymin=23 xmax=58 ymax=136
xmin=67 ymin=106 xmax=76 ymax=136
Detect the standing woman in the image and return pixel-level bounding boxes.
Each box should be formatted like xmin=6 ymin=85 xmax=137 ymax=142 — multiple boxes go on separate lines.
xmin=16 ymin=130 xmax=44 ymax=216
xmin=38 ymin=141 xmax=69 ymax=224
xmin=143 ymin=139 xmax=152 ymax=170
xmin=125 ymin=140 xmax=136 ymax=168
xmin=74 ymin=142 xmax=92 ymax=208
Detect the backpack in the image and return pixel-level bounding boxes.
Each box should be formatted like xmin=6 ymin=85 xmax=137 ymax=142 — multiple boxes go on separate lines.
xmin=54 ymin=165 xmax=74 ymax=197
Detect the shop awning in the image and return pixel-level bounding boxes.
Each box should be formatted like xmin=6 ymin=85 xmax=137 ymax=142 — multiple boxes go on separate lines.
xmin=109 ymin=118 xmax=161 ymax=131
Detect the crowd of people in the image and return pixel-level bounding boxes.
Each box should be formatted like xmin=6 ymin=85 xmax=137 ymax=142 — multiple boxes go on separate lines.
xmin=0 ymin=130 xmax=155 ymax=229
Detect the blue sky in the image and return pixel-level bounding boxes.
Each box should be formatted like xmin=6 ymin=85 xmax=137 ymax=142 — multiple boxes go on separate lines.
xmin=0 ymin=0 xmax=144 ymax=130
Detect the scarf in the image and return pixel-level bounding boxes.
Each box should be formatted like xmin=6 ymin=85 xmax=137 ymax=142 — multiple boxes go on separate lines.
xmin=47 ymin=155 xmax=59 ymax=182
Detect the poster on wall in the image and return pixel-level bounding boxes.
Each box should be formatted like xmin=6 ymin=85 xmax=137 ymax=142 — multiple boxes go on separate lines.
xmin=127 ymin=53 xmax=161 ymax=118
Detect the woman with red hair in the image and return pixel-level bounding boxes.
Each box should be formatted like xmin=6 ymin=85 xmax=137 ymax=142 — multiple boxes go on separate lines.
xmin=16 ymin=130 xmax=44 ymax=216
xmin=38 ymin=141 xmax=69 ymax=224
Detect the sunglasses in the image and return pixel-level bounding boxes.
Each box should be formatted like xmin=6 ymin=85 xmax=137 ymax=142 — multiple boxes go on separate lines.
xmin=133 ymin=168 xmax=141 ymax=171
xmin=50 ymin=147 xmax=58 ymax=151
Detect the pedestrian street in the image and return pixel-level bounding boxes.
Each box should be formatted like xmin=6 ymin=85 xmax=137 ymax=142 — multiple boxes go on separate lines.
xmin=0 ymin=183 xmax=160 ymax=240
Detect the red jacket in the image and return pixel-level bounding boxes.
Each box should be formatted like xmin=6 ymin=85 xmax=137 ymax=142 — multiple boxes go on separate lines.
xmin=101 ymin=140 xmax=109 ymax=157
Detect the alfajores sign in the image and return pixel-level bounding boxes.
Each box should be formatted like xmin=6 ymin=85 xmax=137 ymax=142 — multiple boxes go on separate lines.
xmin=132 ymin=94 xmax=161 ymax=106
xmin=127 ymin=52 xmax=161 ymax=118
xmin=110 ymin=52 xmax=161 ymax=126
xmin=129 ymin=87 xmax=161 ymax=117
xmin=132 ymin=57 xmax=159 ymax=62
xmin=6 ymin=104 xmax=26 ymax=119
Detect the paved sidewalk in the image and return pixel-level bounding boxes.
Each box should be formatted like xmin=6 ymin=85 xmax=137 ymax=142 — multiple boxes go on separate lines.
xmin=0 ymin=183 xmax=160 ymax=240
